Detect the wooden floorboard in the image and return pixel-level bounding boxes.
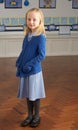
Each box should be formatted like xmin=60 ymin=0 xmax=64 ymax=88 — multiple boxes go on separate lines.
xmin=0 ymin=56 xmax=78 ymax=130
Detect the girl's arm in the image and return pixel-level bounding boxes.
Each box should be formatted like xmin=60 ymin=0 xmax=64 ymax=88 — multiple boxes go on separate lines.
xmin=23 ymin=35 xmax=46 ymax=71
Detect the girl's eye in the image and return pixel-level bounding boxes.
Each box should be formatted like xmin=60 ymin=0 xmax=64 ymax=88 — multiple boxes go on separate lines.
xmin=28 ymin=18 xmax=31 ymax=21
xmin=27 ymin=18 xmax=37 ymax=22
xmin=33 ymin=19 xmax=36 ymax=22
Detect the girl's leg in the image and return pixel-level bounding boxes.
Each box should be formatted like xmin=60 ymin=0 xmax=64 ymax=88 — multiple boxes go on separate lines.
xmin=34 ymin=99 xmax=40 ymax=118
xmin=27 ymin=98 xmax=33 ymax=119
xmin=20 ymin=98 xmax=33 ymax=127
xmin=30 ymin=99 xmax=40 ymax=127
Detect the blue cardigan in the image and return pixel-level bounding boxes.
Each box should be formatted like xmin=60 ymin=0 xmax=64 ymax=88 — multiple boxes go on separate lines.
xmin=16 ymin=34 xmax=46 ymax=77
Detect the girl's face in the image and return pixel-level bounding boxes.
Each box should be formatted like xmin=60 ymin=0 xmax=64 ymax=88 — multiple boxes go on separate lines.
xmin=27 ymin=11 xmax=40 ymax=32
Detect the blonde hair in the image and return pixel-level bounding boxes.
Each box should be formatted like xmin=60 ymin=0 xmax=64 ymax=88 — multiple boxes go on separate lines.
xmin=24 ymin=8 xmax=46 ymax=36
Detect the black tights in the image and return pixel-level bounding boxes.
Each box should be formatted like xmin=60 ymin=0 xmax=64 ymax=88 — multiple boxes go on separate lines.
xmin=27 ymin=98 xmax=40 ymax=119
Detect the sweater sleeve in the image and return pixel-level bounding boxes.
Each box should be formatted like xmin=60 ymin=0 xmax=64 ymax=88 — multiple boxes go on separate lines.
xmin=23 ymin=35 xmax=46 ymax=70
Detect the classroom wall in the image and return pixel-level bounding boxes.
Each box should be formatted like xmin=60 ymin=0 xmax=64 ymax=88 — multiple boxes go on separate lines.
xmin=0 ymin=0 xmax=78 ymax=17
xmin=0 ymin=0 xmax=78 ymax=57
xmin=0 ymin=0 xmax=78 ymax=25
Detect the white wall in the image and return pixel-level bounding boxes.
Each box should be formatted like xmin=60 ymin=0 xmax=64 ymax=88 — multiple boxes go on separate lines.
xmin=0 ymin=0 xmax=78 ymax=18
xmin=0 ymin=0 xmax=78 ymax=57
xmin=0 ymin=31 xmax=78 ymax=57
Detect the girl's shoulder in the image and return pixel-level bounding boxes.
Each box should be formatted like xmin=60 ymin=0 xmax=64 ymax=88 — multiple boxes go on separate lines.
xmin=36 ymin=34 xmax=46 ymax=40
xmin=35 ymin=34 xmax=46 ymax=45
xmin=24 ymin=34 xmax=28 ymax=38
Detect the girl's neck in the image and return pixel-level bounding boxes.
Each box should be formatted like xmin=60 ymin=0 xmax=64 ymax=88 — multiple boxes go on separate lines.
xmin=29 ymin=32 xmax=36 ymax=36
xmin=31 ymin=30 xmax=36 ymax=33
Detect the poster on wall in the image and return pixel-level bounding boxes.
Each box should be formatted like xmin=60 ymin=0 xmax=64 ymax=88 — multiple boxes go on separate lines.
xmin=0 ymin=0 xmax=3 ymax=3
xmin=39 ymin=0 xmax=56 ymax=8
xmin=72 ymin=0 xmax=78 ymax=9
xmin=5 ymin=0 xmax=22 ymax=8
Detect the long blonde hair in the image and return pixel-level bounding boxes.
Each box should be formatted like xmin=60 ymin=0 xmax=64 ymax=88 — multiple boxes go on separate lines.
xmin=24 ymin=8 xmax=46 ymax=36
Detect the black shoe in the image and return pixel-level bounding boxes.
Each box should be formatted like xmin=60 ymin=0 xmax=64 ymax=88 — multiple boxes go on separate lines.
xmin=30 ymin=117 xmax=40 ymax=127
xmin=20 ymin=117 xmax=32 ymax=127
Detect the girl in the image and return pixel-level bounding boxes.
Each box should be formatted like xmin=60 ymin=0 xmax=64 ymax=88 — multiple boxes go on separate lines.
xmin=16 ymin=8 xmax=46 ymax=127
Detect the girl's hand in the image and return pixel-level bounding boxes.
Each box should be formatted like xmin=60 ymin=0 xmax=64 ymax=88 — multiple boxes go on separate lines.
xmin=23 ymin=66 xmax=32 ymax=72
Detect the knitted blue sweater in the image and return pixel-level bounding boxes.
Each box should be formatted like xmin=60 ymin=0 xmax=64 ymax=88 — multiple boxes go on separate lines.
xmin=16 ymin=34 xmax=46 ymax=77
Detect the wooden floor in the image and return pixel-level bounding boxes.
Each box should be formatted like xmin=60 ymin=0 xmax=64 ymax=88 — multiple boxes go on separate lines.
xmin=0 ymin=56 xmax=78 ymax=130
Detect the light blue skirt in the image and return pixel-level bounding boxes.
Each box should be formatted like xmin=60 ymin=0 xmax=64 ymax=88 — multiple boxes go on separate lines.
xmin=17 ymin=71 xmax=46 ymax=101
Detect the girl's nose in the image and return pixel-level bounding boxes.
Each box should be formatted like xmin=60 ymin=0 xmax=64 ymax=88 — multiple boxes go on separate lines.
xmin=30 ymin=20 xmax=34 ymax=24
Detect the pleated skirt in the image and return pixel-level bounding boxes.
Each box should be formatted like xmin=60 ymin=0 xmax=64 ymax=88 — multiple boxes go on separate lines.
xmin=17 ymin=71 xmax=46 ymax=101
